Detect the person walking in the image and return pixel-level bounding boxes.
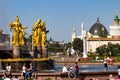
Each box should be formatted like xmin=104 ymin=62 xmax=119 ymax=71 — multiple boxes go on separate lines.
xmin=103 ymin=56 xmax=108 ymax=72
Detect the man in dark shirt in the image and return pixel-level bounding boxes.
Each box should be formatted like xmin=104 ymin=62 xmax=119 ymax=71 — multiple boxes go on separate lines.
xmin=74 ymin=62 xmax=79 ymax=79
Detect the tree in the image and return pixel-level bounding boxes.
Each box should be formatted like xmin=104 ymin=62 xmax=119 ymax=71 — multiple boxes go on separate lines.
xmin=22 ymin=34 xmax=32 ymax=51
xmin=47 ymin=40 xmax=65 ymax=52
xmin=66 ymin=42 xmax=71 ymax=50
xmin=96 ymin=42 xmax=120 ymax=56
xmin=96 ymin=45 xmax=107 ymax=56
xmin=107 ymin=42 xmax=113 ymax=56
xmin=72 ymin=38 xmax=83 ymax=52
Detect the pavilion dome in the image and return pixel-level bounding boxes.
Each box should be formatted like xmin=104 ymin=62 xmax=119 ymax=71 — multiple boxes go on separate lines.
xmin=89 ymin=18 xmax=108 ymax=36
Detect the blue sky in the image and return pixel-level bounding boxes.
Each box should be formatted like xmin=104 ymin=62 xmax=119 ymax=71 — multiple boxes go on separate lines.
xmin=0 ymin=0 xmax=120 ymax=43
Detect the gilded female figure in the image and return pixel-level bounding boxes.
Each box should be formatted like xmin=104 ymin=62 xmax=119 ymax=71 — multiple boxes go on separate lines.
xmin=19 ymin=26 xmax=28 ymax=46
xmin=33 ymin=19 xmax=42 ymax=46
xmin=41 ymin=21 xmax=47 ymax=46
xmin=9 ymin=16 xmax=27 ymax=46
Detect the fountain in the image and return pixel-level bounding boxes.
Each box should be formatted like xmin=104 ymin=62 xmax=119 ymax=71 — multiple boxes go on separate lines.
xmin=0 ymin=16 xmax=119 ymax=80
xmin=55 ymin=64 xmax=118 ymax=72
xmin=0 ymin=16 xmax=54 ymax=72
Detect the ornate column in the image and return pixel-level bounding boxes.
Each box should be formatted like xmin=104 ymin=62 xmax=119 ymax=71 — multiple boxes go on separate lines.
xmin=83 ymin=36 xmax=88 ymax=58
xmin=30 ymin=31 xmax=35 ymax=57
xmin=82 ymin=23 xmax=88 ymax=59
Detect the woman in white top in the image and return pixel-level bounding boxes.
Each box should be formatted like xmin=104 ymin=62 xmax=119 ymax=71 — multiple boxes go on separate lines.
xmin=6 ymin=64 xmax=11 ymax=72
xmin=21 ymin=63 xmax=27 ymax=79
xmin=6 ymin=63 xmax=11 ymax=78
xmin=62 ymin=64 xmax=68 ymax=73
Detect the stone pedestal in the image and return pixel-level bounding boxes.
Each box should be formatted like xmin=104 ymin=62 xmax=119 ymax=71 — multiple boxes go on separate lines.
xmin=37 ymin=46 xmax=42 ymax=58
xmin=82 ymin=52 xmax=88 ymax=60
xmin=13 ymin=46 xmax=21 ymax=58
xmin=33 ymin=46 xmax=38 ymax=58
xmin=42 ymin=46 xmax=48 ymax=58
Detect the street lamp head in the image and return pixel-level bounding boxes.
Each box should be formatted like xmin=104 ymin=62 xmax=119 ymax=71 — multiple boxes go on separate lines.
xmin=9 ymin=28 xmax=12 ymax=32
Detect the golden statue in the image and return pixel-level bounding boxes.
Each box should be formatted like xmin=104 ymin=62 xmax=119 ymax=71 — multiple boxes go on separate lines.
xmin=19 ymin=26 xmax=28 ymax=45
xmin=41 ymin=21 xmax=47 ymax=46
xmin=33 ymin=19 xmax=42 ymax=46
xmin=9 ymin=16 xmax=27 ymax=46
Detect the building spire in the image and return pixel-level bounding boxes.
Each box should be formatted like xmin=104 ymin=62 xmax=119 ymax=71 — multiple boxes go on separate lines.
xmin=116 ymin=9 xmax=118 ymax=16
xmin=72 ymin=27 xmax=77 ymax=42
xmin=73 ymin=27 xmax=76 ymax=32
xmin=114 ymin=9 xmax=120 ymax=26
xmin=114 ymin=9 xmax=119 ymax=19
xmin=96 ymin=18 xmax=100 ymax=23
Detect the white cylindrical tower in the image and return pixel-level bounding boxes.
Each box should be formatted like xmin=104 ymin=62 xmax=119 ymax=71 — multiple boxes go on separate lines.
xmin=82 ymin=23 xmax=88 ymax=59
xmin=81 ymin=22 xmax=84 ymax=37
xmin=72 ymin=27 xmax=77 ymax=42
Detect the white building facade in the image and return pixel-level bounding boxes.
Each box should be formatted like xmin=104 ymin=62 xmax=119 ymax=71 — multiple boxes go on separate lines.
xmin=72 ymin=10 xmax=120 ymax=53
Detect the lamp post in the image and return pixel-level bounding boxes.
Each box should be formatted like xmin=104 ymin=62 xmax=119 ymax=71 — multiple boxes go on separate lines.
xmin=31 ymin=30 xmax=34 ymax=57
xmin=9 ymin=28 xmax=12 ymax=50
xmin=31 ymin=31 xmax=34 ymax=51
xmin=0 ymin=59 xmax=1 ymax=71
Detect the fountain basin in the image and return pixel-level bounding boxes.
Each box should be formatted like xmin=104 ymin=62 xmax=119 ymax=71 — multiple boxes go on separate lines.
xmin=55 ymin=64 xmax=118 ymax=72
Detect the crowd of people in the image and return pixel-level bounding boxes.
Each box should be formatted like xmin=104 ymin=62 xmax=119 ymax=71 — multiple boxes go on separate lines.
xmin=61 ymin=59 xmax=120 ymax=80
xmin=1 ymin=57 xmax=120 ymax=80
xmin=62 ymin=62 xmax=79 ymax=80
xmin=1 ymin=62 xmax=37 ymax=80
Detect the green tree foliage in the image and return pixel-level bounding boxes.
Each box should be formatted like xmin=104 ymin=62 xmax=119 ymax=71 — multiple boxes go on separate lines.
xmin=66 ymin=42 xmax=71 ymax=49
xmin=96 ymin=42 xmax=120 ymax=56
xmin=96 ymin=45 xmax=108 ymax=56
xmin=47 ymin=41 xmax=64 ymax=52
xmin=72 ymin=38 xmax=83 ymax=52
xmin=24 ymin=35 xmax=32 ymax=50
